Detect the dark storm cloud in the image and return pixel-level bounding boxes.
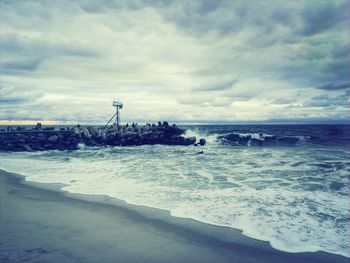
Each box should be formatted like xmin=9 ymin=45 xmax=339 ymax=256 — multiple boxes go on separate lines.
xmin=282 ymin=40 xmax=349 ymax=88
xmin=194 ymin=79 xmax=238 ymax=92
xmin=150 ymin=0 xmax=349 ymax=93
xmin=299 ymin=0 xmax=348 ymax=36
xmin=332 ymin=44 xmax=350 ymax=59
xmin=303 ymin=93 xmax=349 ymax=107
xmin=155 ymin=0 xmax=296 ymax=36
xmin=1 ymin=58 xmax=42 ymax=72
xmin=323 ymin=59 xmax=350 ymax=83
xmin=317 ymin=82 xmax=350 ymax=91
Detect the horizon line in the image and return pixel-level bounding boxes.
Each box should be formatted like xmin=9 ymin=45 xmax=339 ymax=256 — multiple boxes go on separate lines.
xmin=0 ymin=120 xmax=349 ymax=126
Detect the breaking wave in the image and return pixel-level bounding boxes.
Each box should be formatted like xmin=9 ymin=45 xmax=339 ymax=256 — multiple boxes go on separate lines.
xmin=182 ymin=125 xmax=350 ymax=147
xmin=218 ymin=132 xmax=310 ymax=146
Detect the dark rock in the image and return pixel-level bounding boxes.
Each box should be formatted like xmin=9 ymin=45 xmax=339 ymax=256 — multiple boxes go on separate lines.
xmin=0 ymin=122 xmax=197 ymax=151
xmin=31 ymin=144 xmax=46 ymax=151
xmin=83 ymin=128 xmax=91 ymax=139
xmin=185 ymin=136 xmax=196 ymax=145
xmin=44 ymin=143 xmax=54 ymax=150
xmin=199 ymin=138 xmax=206 ymax=146
xmin=23 ymin=144 xmax=33 ymax=151
xmin=36 ymin=133 xmax=48 ymax=142
xmin=165 ymin=136 xmax=196 ymax=146
xmin=16 ymin=133 xmax=27 ymax=142
xmin=48 ymin=135 xmax=58 ymax=142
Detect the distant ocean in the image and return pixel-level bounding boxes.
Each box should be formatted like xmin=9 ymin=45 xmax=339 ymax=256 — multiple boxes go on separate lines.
xmin=0 ymin=125 xmax=349 ymax=257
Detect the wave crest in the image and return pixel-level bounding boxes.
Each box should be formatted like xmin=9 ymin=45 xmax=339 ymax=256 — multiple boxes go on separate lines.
xmin=218 ymin=132 xmax=309 ymax=146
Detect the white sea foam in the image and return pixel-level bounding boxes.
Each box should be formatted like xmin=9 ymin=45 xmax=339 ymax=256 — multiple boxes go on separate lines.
xmin=77 ymin=143 xmax=86 ymax=150
xmin=0 ymin=143 xmax=349 ymax=258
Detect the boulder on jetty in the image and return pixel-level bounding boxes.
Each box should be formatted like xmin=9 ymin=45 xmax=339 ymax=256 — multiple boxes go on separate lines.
xmin=0 ymin=122 xmax=206 ymax=152
xmin=198 ymin=138 xmax=206 ymax=146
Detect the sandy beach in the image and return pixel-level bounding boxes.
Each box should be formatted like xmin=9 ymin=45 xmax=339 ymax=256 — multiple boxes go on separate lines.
xmin=0 ymin=169 xmax=348 ymax=263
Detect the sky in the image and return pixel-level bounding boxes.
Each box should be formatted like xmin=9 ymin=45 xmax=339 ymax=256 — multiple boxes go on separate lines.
xmin=0 ymin=0 xmax=349 ymax=125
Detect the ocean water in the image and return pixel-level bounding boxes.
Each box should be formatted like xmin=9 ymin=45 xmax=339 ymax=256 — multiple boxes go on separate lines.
xmin=0 ymin=125 xmax=349 ymax=257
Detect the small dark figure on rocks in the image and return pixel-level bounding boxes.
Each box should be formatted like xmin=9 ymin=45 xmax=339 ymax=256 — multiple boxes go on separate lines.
xmin=34 ymin=123 xmax=42 ymax=130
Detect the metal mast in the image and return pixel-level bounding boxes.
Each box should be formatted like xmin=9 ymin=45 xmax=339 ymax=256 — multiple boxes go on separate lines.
xmin=112 ymin=100 xmax=123 ymax=128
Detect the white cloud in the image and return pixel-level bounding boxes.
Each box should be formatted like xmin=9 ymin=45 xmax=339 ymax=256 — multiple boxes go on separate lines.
xmin=0 ymin=0 xmax=349 ymax=124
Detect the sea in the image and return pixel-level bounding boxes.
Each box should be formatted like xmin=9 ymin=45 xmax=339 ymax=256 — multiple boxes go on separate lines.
xmin=0 ymin=125 xmax=349 ymax=258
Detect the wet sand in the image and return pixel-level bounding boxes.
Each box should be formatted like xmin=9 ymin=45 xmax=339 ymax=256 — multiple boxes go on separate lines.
xmin=0 ymin=170 xmax=348 ymax=263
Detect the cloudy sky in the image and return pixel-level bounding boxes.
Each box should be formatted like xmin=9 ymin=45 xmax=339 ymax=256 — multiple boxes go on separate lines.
xmin=0 ymin=0 xmax=349 ymax=124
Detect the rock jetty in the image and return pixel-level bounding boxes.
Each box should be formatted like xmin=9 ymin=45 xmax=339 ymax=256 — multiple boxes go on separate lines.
xmin=0 ymin=122 xmax=205 ymax=152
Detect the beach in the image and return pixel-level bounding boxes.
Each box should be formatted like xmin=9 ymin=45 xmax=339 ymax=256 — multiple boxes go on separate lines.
xmin=0 ymin=169 xmax=348 ymax=263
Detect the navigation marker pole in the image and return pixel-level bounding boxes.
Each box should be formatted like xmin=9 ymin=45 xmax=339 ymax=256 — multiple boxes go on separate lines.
xmin=112 ymin=100 xmax=123 ymax=129
xmin=104 ymin=100 xmax=123 ymax=129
